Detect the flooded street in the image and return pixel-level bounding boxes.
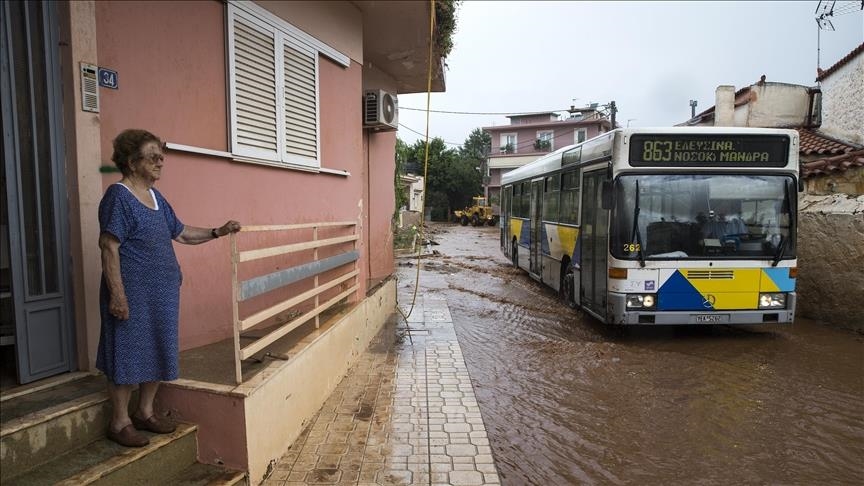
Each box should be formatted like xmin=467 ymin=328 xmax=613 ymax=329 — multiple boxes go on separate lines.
xmin=396 ymin=223 xmax=864 ymax=485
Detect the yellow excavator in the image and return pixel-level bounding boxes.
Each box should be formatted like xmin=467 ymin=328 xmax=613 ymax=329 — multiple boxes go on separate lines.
xmin=453 ymin=196 xmax=498 ymax=226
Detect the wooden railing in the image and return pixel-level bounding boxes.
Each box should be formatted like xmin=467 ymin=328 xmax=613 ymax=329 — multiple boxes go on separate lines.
xmin=229 ymin=222 xmax=359 ymax=384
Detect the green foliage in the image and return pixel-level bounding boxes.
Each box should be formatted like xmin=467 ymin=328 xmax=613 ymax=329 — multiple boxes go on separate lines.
xmin=500 ymin=143 xmax=515 ymax=154
xmin=425 ymin=190 xmax=451 ymax=221
xmin=534 ymin=139 xmax=551 ymax=151
xmin=459 ymin=128 xmax=491 ymax=162
xmin=393 ymin=224 xmax=419 ymax=250
xmin=394 ymin=138 xmax=410 ymax=219
xmin=398 ymin=136 xmax=481 ymax=219
xmin=435 ymin=0 xmax=460 ymax=61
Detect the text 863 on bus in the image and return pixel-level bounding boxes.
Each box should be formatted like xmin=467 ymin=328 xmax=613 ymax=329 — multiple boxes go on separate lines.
xmin=500 ymin=127 xmax=799 ymax=326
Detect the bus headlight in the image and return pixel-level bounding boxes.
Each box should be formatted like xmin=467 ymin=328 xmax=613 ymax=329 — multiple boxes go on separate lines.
xmin=626 ymin=294 xmax=656 ymax=309
xmin=759 ymin=292 xmax=786 ymax=309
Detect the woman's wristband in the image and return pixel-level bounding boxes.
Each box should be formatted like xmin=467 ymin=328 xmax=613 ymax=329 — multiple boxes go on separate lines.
xmin=211 ymin=228 xmax=220 ymax=239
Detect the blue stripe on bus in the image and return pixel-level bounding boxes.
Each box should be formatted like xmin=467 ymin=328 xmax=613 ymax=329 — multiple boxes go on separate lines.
xmin=572 ymin=229 xmax=582 ymax=268
xmin=657 ymin=270 xmax=713 ymax=311
xmin=540 ymin=224 xmax=550 ymax=255
xmin=520 ymin=220 xmax=530 ymax=246
xmin=762 ymin=267 xmax=796 ymax=292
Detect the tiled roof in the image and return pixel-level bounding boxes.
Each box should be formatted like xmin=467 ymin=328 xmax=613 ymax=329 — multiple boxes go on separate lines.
xmin=816 ymin=42 xmax=864 ymax=82
xmin=797 ymin=128 xmax=860 ymax=155
xmin=801 ymin=148 xmax=864 ymax=179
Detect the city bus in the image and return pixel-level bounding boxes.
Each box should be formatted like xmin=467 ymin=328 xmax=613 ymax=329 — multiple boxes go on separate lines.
xmin=500 ymin=127 xmax=799 ymax=325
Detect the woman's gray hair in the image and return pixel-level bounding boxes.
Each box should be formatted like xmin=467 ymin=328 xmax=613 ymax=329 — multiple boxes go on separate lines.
xmin=111 ymin=129 xmax=163 ymax=176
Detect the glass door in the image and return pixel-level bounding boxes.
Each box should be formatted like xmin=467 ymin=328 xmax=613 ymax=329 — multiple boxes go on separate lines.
xmin=529 ymin=179 xmax=542 ymax=276
xmin=1 ymin=1 xmax=74 ymax=384
xmin=580 ymin=170 xmax=609 ymax=319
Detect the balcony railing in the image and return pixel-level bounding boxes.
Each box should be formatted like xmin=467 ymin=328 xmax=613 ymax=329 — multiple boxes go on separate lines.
xmin=229 ymin=222 xmax=359 ymax=384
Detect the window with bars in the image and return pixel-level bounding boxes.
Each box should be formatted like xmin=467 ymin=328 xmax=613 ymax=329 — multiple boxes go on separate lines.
xmin=228 ymin=4 xmax=333 ymax=169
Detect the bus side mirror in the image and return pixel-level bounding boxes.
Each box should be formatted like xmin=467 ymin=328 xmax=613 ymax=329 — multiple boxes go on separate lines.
xmin=601 ymin=180 xmax=614 ymax=210
xmin=797 ymin=178 xmax=804 ymax=193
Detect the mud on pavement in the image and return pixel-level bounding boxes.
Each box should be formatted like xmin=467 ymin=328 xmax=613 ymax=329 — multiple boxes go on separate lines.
xmin=396 ymin=222 xmax=864 ymax=486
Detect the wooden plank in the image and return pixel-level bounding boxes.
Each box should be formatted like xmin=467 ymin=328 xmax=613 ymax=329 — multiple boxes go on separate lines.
xmin=240 ymin=251 xmax=358 ymax=301
xmin=314 ymin=226 xmax=319 ymax=329
xmin=239 ymin=222 xmax=355 ymax=232
xmin=230 ymin=233 xmax=243 ymax=385
xmin=240 ymin=269 xmax=358 ymax=331
xmin=240 ymin=285 xmax=357 ymax=360
xmin=239 ymin=234 xmax=358 ymax=262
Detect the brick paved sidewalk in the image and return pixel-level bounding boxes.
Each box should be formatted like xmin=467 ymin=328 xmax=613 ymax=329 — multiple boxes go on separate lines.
xmin=265 ymin=294 xmax=501 ymax=485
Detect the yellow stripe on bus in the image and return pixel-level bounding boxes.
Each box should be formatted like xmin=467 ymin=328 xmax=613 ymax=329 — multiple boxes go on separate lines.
xmin=510 ymin=218 xmax=523 ymax=241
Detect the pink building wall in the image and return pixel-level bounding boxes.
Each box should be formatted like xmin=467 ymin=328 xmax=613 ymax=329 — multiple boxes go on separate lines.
xmin=95 ymin=1 xmax=378 ymax=350
xmin=491 ymin=122 xmax=605 ymax=154
xmin=366 ymin=131 xmax=397 ymax=287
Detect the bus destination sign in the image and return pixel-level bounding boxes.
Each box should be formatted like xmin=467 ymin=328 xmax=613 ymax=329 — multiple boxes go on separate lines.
xmin=629 ymin=134 xmax=789 ymax=167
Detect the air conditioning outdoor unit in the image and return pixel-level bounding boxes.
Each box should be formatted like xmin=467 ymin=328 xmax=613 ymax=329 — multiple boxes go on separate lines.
xmin=363 ymin=89 xmax=398 ymax=131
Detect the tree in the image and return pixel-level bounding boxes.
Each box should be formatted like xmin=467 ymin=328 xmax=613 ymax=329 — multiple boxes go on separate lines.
xmin=459 ymin=128 xmax=491 ymax=162
xmin=393 ymin=138 xmax=410 ymax=221
xmin=402 ymin=137 xmax=480 ymax=220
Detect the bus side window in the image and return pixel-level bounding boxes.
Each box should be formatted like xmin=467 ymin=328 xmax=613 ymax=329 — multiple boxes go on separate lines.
xmin=560 ymin=170 xmax=580 ymax=224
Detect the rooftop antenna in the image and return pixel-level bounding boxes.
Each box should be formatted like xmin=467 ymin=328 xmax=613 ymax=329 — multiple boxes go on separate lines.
xmin=815 ymin=1 xmax=837 ymax=77
xmin=689 ymin=99 xmax=698 ymax=119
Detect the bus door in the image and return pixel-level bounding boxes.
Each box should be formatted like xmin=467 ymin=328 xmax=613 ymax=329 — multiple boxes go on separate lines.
xmin=502 ymin=185 xmax=512 ymax=253
xmin=529 ymin=179 xmax=543 ymax=277
xmin=580 ymin=170 xmax=609 ymax=319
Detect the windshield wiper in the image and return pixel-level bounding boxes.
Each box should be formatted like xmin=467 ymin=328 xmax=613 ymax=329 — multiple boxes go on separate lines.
xmin=772 ymin=179 xmax=792 ymax=267
xmin=630 ymin=180 xmax=646 ymax=267
xmin=772 ymin=237 xmax=787 ymax=267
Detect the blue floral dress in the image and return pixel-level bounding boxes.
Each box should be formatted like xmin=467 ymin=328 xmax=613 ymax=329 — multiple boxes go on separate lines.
xmin=96 ymin=183 xmax=185 ymax=385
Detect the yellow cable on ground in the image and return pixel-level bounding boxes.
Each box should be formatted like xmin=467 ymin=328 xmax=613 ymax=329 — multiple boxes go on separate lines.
xmin=397 ymin=0 xmax=436 ymax=323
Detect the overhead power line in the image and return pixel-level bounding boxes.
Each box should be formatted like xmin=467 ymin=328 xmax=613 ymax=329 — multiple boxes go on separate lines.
xmin=397 ymin=123 xmax=462 ymax=146
xmin=399 ymin=106 xmax=614 ymax=150
xmin=399 ymin=106 xmax=587 ymax=116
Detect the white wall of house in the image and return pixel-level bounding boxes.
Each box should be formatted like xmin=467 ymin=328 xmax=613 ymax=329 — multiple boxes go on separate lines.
xmin=820 ymin=53 xmax=864 ymax=145
xmin=742 ymin=83 xmax=812 ymax=127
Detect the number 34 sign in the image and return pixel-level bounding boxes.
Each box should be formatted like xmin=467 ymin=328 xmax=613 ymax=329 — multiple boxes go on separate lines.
xmin=98 ymin=67 xmax=118 ymax=89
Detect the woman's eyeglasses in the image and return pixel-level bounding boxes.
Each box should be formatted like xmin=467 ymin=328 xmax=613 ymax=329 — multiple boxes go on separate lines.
xmin=137 ymin=153 xmax=165 ymax=164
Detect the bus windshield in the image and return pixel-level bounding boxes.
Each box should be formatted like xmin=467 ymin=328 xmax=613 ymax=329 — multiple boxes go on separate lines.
xmin=611 ymin=174 xmax=796 ymax=260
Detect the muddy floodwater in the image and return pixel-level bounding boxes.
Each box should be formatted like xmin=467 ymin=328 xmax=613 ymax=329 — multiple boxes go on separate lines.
xmin=396 ymin=223 xmax=864 ymax=485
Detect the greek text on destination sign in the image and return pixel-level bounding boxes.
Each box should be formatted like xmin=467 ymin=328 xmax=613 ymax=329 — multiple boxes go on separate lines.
xmin=628 ymin=134 xmax=790 ymax=167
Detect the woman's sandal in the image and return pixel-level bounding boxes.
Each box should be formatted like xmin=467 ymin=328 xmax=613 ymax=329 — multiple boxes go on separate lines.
xmin=131 ymin=414 xmax=176 ymax=434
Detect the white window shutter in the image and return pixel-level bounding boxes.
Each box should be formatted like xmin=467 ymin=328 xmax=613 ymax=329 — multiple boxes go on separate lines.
xmin=231 ymin=15 xmax=279 ymax=159
xmin=283 ymin=41 xmax=318 ymax=166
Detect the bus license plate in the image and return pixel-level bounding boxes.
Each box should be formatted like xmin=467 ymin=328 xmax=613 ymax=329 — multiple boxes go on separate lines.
xmin=694 ymin=314 xmax=729 ymax=324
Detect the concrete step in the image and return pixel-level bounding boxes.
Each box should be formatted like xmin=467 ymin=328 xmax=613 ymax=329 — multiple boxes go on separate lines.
xmin=10 ymin=422 xmax=199 ymax=485
xmin=165 ymin=462 xmax=248 ymax=486
xmin=1 ymin=373 xmax=111 ymax=479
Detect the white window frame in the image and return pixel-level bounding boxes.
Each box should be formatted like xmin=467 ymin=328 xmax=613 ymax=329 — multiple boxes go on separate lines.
xmin=575 ymin=128 xmax=587 ymax=144
xmin=500 ymin=133 xmax=517 ymax=153
xmin=227 ymin=2 xmax=349 ymax=171
xmin=536 ymin=130 xmax=553 ymax=150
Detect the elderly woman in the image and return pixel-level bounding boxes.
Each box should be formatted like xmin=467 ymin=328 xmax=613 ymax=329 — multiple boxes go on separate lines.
xmin=98 ymin=129 xmax=241 ymax=447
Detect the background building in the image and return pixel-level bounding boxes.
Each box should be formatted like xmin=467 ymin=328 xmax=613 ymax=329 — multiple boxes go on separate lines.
xmin=482 ymin=105 xmax=612 ymax=211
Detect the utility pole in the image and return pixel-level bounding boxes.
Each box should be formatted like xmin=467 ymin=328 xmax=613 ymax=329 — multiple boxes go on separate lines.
xmin=609 ymin=101 xmax=617 ymax=129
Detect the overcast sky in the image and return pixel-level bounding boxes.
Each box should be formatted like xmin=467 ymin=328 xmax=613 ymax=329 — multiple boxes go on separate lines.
xmin=396 ymin=1 xmax=863 ymax=147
